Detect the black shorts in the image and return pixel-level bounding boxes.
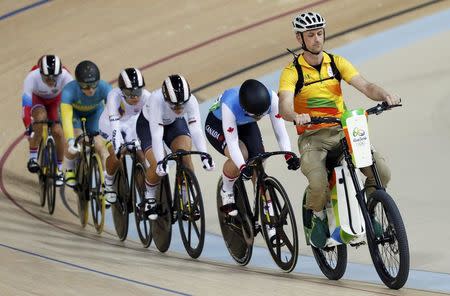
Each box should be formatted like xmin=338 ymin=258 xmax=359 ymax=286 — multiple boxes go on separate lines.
xmin=136 ymin=112 xmax=191 ymax=152
xmin=204 ymin=112 xmax=264 ymax=158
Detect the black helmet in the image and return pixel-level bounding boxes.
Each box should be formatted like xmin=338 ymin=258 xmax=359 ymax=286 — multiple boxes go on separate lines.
xmin=118 ymin=68 xmax=145 ymax=97
xmin=162 ymin=74 xmax=191 ymax=106
xmin=39 ymin=55 xmax=62 ymax=77
xmin=239 ymin=79 xmax=271 ymax=116
xmin=75 ymin=60 xmax=100 ymax=84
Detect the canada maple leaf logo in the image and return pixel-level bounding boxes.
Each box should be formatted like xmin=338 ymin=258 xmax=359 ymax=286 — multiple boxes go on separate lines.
xmin=275 ymin=113 xmax=282 ymax=118
xmin=227 ymin=127 xmax=234 ymax=133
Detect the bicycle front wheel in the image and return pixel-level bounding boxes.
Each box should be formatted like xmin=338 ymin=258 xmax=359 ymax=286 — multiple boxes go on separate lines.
xmin=89 ymin=153 xmax=105 ymax=234
xmin=367 ymin=190 xmax=410 ymax=289
xmin=132 ymin=163 xmax=152 ymax=247
xmin=176 ymin=167 xmax=205 ymax=259
xmin=37 ymin=140 xmax=46 ymax=207
xmin=46 ymin=139 xmax=57 ymax=215
xmin=259 ymin=176 xmax=298 ymax=272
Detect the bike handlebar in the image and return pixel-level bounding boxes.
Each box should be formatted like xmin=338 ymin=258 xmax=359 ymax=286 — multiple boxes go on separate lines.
xmin=293 ymin=101 xmax=402 ymax=126
xmin=159 ymin=150 xmax=212 ymax=169
xmin=116 ymin=140 xmax=141 ymax=158
xmin=245 ymin=151 xmax=297 ymax=167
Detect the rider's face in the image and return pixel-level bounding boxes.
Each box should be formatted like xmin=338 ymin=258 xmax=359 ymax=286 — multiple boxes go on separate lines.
xmin=298 ymin=28 xmax=324 ymax=54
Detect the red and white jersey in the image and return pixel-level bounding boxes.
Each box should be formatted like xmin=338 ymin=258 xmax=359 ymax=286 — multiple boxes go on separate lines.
xmin=142 ymin=88 xmax=208 ymax=163
xmin=23 ymin=68 xmax=73 ymax=100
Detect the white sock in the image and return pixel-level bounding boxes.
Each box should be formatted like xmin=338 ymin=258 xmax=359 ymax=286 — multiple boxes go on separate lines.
xmin=104 ymin=172 xmax=115 ymax=186
xmin=314 ymin=210 xmax=326 ymax=220
xmin=64 ymin=157 xmax=75 ymax=171
xmin=222 ymin=171 xmax=237 ymax=192
xmin=145 ymin=179 xmax=158 ymax=199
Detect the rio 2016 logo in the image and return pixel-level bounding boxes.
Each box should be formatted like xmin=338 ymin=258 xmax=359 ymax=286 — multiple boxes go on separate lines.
xmin=353 ymin=127 xmax=366 ymax=137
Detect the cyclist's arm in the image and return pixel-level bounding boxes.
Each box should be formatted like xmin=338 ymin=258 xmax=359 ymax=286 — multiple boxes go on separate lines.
xmin=61 ymin=103 xmax=75 ymax=139
xmin=147 ymin=98 xmax=165 ymax=163
xmin=222 ymin=104 xmax=245 ymax=169
xmin=268 ymin=91 xmax=292 ymax=152
xmin=106 ymin=91 xmax=123 ymax=151
xmin=349 ymin=75 xmax=394 ymax=102
xmin=278 ymin=65 xmax=299 ymax=122
xmin=185 ymin=97 xmax=208 ymax=153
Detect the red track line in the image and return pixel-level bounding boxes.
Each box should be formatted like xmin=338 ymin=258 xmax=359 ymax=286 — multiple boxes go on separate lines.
xmin=109 ymin=0 xmax=331 ymax=84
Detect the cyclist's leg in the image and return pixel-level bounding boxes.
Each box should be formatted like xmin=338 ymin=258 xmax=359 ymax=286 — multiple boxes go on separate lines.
xmin=87 ymin=106 xmax=107 ymax=166
xmin=47 ymin=95 xmax=65 ymax=183
xmin=28 ymin=95 xmax=47 ymax=173
xmin=64 ymin=108 xmax=82 ymax=186
xmin=136 ymin=112 xmax=159 ymax=219
xmin=360 ymin=150 xmax=391 ymax=197
xmin=22 ymin=94 xmax=32 ymax=137
xmin=163 ymin=118 xmax=193 ymax=170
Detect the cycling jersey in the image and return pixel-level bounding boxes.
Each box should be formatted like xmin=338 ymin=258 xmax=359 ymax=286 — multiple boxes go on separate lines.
xmin=99 ymin=87 xmax=150 ymax=151
xmin=60 ymin=80 xmax=112 ymax=139
xmin=279 ymin=52 xmax=359 ymax=134
xmin=208 ymin=87 xmax=291 ymax=169
xmin=141 ymin=89 xmax=207 ymax=163
xmin=23 ymin=68 xmax=73 ymax=100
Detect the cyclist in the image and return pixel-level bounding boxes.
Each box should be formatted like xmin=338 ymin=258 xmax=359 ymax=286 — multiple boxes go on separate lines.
xmin=99 ymin=68 xmax=149 ymax=205
xmin=136 ymin=74 xmax=215 ymax=220
xmin=205 ymin=79 xmax=300 ymax=218
xmin=25 ymin=55 xmax=73 ymax=186
xmin=61 ymin=60 xmax=112 ymax=187
xmin=278 ymin=12 xmax=400 ymax=248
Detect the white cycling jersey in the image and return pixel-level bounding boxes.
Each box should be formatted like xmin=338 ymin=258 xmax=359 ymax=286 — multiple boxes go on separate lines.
xmin=23 ymin=68 xmax=73 ymax=99
xmin=142 ymin=88 xmax=208 ymax=163
xmin=99 ymin=87 xmax=150 ymax=150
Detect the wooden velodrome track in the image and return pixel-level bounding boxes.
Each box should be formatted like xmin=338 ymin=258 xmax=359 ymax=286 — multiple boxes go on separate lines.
xmin=1 ymin=0 xmax=450 ymax=295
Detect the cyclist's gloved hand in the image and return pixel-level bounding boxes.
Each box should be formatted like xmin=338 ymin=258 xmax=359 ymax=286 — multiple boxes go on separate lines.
xmin=240 ymin=164 xmax=253 ymax=180
xmin=285 ymin=154 xmax=300 ymax=170
xmin=156 ymin=161 xmax=168 ymax=177
xmin=201 ymin=155 xmax=215 ymax=171
xmin=67 ymin=138 xmax=80 ymax=155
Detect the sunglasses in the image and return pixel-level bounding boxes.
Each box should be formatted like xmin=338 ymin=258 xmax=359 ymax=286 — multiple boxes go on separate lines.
xmin=79 ymin=81 xmax=99 ymax=90
xmin=122 ymin=88 xmax=143 ymax=97
xmin=41 ymin=74 xmax=57 ymax=82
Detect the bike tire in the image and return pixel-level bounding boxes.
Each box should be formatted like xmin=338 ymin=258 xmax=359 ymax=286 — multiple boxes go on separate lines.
xmin=302 ymin=191 xmax=347 ymax=280
xmin=367 ymin=190 xmax=410 ymax=289
xmin=111 ymin=167 xmax=129 ymax=241
xmin=132 ymin=163 xmax=152 ymax=247
xmin=259 ymin=176 xmax=299 ymax=272
xmin=37 ymin=140 xmax=46 ymax=207
xmin=151 ymin=175 xmax=172 ymax=253
xmin=46 ymin=139 xmax=57 ymax=215
xmin=176 ymin=167 xmax=205 ymax=259
xmin=89 ymin=153 xmax=105 ymax=234
xmin=75 ymin=158 xmax=89 ymax=228
xmin=216 ymin=177 xmax=253 ymax=266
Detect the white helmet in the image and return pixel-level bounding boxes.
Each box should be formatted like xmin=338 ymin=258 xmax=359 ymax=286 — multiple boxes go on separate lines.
xmin=292 ymin=12 xmax=326 ymax=33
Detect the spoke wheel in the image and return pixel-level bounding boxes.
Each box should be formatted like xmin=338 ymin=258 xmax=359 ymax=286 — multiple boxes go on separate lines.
xmin=89 ymin=153 xmax=105 ymax=234
xmin=302 ymin=191 xmax=347 ymax=279
xmin=132 ymin=163 xmax=152 ymax=247
xmin=37 ymin=141 xmax=46 ymax=207
xmin=259 ymin=176 xmax=299 ymax=272
xmin=216 ymin=177 xmax=253 ymax=266
xmin=151 ymin=175 xmax=172 ymax=253
xmin=367 ymin=190 xmax=410 ymax=289
xmin=176 ymin=168 xmax=205 ymax=259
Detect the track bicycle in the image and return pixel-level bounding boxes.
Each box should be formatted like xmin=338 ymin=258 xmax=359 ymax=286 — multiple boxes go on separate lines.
xmin=216 ymin=151 xmax=299 ymax=272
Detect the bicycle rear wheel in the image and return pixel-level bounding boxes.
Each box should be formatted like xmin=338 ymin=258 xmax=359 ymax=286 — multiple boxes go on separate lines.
xmin=259 ymin=176 xmax=298 ymax=272
xmin=367 ymin=190 xmax=409 ymax=289
xmin=75 ymin=158 xmax=89 ymax=228
xmin=302 ymin=191 xmax=347 ymax=280
xmin=37 ymin=140 xmax=46 ymax=207
xmin=89 ymin=153 xmax=105 ymax=234
xmin=176 ymin=168 xmax=205 ymax=259
xmin=216 ymin=177 xmax=253 ymax=266
xmin=46 ymin=139 xmax=57 ymax=215
xmin=132 ymin=163 xmax=152 ymax=247
xmin=112 ymin=167 xmax=129 ymax=241
xmin=151 ymin=175 xmax=172 ymax=253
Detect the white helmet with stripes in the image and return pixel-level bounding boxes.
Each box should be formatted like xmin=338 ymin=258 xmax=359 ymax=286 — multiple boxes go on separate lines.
xmin=118 ymin=68 xmax=145 ymax=97
xmin=162 ymin=74 xmax=191 ymax=106
xmin=292 ymin=12 xmax=326 ymax=33
xmin=39 ymin=55 xmax=62 ymax=77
